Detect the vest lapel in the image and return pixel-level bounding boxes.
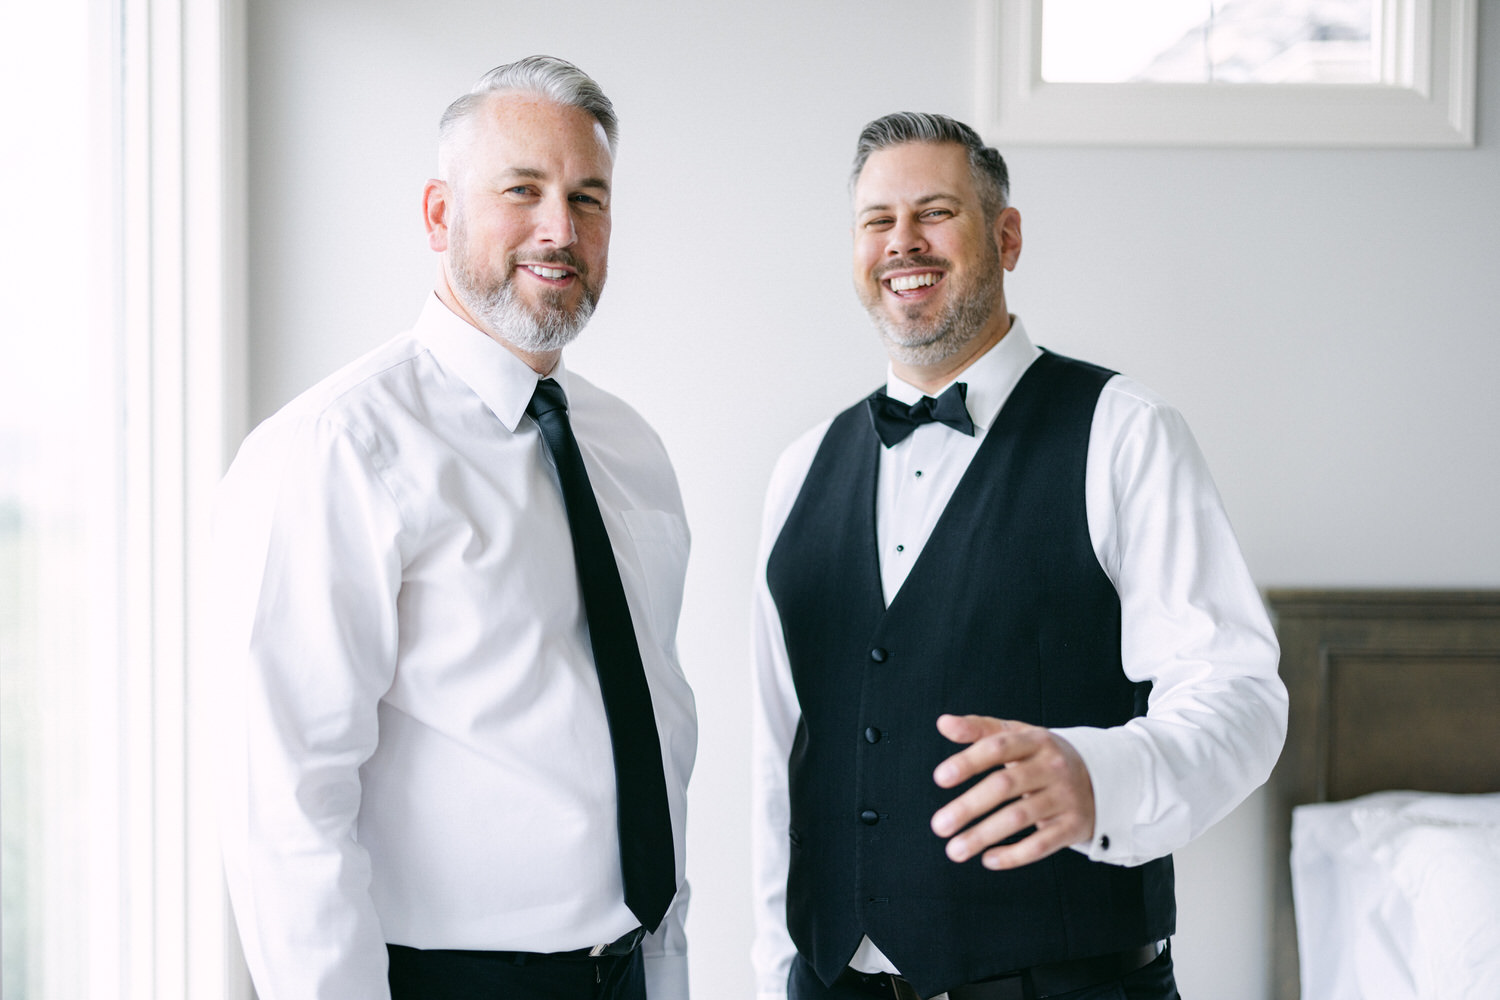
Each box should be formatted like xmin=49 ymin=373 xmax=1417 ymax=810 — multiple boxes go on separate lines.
xmin=884 ymin=354 xmax=1045 ymax=618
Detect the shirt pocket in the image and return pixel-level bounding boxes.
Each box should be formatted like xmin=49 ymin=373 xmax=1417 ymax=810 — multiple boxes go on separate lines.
xmin=621 ymin=509 xmax=690 ymax=649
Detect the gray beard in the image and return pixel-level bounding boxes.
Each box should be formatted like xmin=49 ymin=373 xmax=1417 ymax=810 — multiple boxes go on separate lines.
xmin=448 ymin=217 xmax=598 ymax=354
xmin=458 ymin=275 xmax=595 ymax=355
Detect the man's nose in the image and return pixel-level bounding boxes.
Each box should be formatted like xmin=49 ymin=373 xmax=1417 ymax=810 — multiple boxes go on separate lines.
xmin=886 ymin=216 xmax=926 ymax=256
xmin=534 ymin=194 xmax=577 ymax=247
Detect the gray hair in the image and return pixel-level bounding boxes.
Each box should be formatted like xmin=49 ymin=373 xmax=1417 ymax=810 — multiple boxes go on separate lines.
xmin=439 ymin=55 xmax=618 ymax=176
xmin=851 ymin=112 xmax=1009 ymax=220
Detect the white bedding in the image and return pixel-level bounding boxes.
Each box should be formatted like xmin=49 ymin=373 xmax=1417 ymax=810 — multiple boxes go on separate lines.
xmin=1291 ymin=791 xmax=1500 ymax=1000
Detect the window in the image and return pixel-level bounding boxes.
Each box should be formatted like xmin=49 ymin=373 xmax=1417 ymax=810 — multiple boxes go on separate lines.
xmin=978 ymin=0 xmax=1477 ymax=145
xmin=0 ymin=0 xmax=246 ymax=996
xmin=1041 ymin=0 xmax=1381 ymax=84
xmin=1 ymin=4 xmax=120 ymax=995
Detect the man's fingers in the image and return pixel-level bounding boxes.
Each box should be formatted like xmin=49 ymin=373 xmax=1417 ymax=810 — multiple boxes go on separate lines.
xmin=931 ymin=768 xmax=1020 ymax=838
xmin=930 ymin=718 xmax=1096 ymax=868
xmin=932 ymin=716 xmax=1039 ymax=789
xmin=942 ymin=788 xmax=1093 ymax=866
xmin=978 ymin=819 xmax=1085 ymax=870
xmin=935 ymin=713 xmax=1010 ymax=745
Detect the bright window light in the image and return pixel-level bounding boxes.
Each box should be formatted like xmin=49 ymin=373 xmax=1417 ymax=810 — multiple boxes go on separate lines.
xmin=982 ymin=0 xmax=1474 ymax=146
xmin=1041 ymin=0 xmax=1379 ymax=84
xmin=0 ymin=0 xmax=123 ymax=997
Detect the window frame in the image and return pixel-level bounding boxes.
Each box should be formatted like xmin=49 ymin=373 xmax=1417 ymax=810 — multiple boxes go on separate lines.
xmin=118 ymin=0 xmax=249 ymax=995
xmin=0 ymin=0 xmax=247 ymax=994
xmin=976 ymin=0 xmax=1478 ymax=147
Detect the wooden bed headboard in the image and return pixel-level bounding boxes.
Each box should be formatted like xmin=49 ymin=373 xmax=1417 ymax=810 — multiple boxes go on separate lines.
xmin=1264 ymin=589 xmax=1500 ymax=1000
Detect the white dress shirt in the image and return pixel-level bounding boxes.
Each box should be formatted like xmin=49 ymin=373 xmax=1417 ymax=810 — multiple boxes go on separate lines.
xmin=213 ymin=294 xmax=697 ymax=1000
xmin=749 ymin=318 xmax=1287 ymax=999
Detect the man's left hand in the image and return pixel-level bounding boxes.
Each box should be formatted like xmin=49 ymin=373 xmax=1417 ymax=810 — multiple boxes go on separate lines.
xmin=930 ymin=714 xmax=1095 ymax=870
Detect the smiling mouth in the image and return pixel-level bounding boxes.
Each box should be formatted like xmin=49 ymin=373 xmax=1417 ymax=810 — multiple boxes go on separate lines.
xmin=881 ymin=268 xmax=945 ymax=299
xmin=522 ymin=264 xmax=574 ymax=281
xmin=887 ymin=272 xmax=939 ymax=292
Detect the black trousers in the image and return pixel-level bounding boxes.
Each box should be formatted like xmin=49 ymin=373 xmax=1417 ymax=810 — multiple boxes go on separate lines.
xmin=788 ymin=947 xmax=1180 ymax=1000
xmin=387 ymin=943 xmax=645 ymax=1000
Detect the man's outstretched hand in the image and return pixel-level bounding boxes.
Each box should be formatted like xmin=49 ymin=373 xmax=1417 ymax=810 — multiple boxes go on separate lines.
xmin=930 ymin=714 xmax=1095 ymax=870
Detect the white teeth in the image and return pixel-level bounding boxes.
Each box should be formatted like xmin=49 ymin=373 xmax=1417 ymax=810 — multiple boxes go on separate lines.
xmin=888 ymin=272 xmax=938 ymax=292
xmin=527 ymin=265 xmax=569 ymax=279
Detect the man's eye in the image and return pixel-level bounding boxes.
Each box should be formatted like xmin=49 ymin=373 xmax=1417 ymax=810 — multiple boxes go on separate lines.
xmin=864 ymin=218 xmax=893 ymax=230
xmin=922 ymin=209 xmax=952 ymax=220
xmin=506 ymin=186 xmax=536 ymax=197
xmin=570 ymin=193 xmax=603 ymax=208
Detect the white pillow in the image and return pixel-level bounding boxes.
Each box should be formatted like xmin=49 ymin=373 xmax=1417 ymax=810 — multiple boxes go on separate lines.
xmin=1292 ymin=793 xmax=1426 ymax=1000
xmin=1355 ymin=794 xmax=1500 ymax=1000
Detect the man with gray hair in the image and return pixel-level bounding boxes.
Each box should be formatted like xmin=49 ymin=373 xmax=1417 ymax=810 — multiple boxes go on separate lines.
xmin=750 ymin=112 xmax=1286 ymax=999
xmin=215 ymin=55 xmax=695 ymax=1000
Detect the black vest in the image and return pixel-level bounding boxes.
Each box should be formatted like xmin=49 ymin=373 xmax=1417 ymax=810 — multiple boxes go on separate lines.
xmin=766 ymin=351 xmax=1174 ymax=998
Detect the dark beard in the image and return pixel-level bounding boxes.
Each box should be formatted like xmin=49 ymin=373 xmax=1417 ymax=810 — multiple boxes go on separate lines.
xmin=864 ymin=240 xmax=1003 ymax=367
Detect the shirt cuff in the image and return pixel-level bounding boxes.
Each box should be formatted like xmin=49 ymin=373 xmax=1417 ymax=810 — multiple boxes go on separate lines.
xmin=644 ymin=950 xmax=689 ymax=1000
xmin=1052 ymin=724 xmax=1146 ymax=865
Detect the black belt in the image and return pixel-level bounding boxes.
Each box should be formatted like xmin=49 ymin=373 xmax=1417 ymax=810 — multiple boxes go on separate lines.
xmin=837 ymin=942 xmax=1162 ymax=1000
xmin=557 ymin=925 xmax=648 ymax=960
xmin=389 ymin=925 xmax=646 ymax=967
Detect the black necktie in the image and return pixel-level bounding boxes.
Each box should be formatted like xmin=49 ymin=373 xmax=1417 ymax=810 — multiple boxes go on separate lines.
xmin=866 ymin=382 xmax=975 ymax=447
xmin=526 ymin=378 xmax=677 ymax=933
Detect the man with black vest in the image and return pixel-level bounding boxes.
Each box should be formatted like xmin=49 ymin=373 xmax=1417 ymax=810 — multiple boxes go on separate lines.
xmin=749 ymin=112 xmax=1287 ymax=1000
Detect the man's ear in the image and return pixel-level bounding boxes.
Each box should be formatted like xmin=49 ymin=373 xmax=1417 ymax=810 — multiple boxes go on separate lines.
xmin=995 ymin=206 xmax=1022 ymax=272
xmin=423 ymin=179 xmax=452 ymax=253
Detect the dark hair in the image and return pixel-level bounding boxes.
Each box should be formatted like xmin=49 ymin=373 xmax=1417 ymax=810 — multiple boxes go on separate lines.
xmin=851 ymin=112 xmax=1009 ymax=220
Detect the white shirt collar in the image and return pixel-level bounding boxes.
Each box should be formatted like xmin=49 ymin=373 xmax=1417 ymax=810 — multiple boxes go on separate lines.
xmin=410 ymin=292 xmax=572 ymax=433
xmin=884 ymin=315 xmax=1042 ymax=432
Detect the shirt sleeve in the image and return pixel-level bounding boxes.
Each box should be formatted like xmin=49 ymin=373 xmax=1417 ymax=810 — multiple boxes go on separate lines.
xmin=641 ymin=878 xmax=690 ymax=999
xmin=749 ymin=423 xmax=830 ymax=1000
xmin=213 ymin=412 xmax=405 ymax=1000
xmin=1055 ymin=378 xmax=1288 ymax=867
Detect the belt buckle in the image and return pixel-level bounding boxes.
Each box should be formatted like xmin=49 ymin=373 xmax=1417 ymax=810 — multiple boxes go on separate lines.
xmin=588 ymin=925 xmax=645 ymax=958
xmin=889 ymin=976 xmax=923 ymax=1000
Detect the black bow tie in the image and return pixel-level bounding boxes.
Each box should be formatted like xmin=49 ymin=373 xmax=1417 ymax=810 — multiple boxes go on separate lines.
xmin=866 ymin=382 xmax=975 ymax=447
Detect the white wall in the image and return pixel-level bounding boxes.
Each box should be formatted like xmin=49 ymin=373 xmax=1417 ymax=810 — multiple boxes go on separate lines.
xmin=245 ymin=3 xmax=1500 ymax=997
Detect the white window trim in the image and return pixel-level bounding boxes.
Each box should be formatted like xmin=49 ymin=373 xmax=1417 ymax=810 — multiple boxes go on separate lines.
xmin=116 ymin=0 xmax=249 ymax=996
xmin=976 ymin=0 xmax=1478 ymax=147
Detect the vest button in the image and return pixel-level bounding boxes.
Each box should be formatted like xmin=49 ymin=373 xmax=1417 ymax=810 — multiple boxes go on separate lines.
xmin=859 ymin=809 xmax=880 ymax=826
xmin=869 ymin=647 xmax=888 ymax=663
xmin=864 ymin=727 xmax=882 ymax=744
